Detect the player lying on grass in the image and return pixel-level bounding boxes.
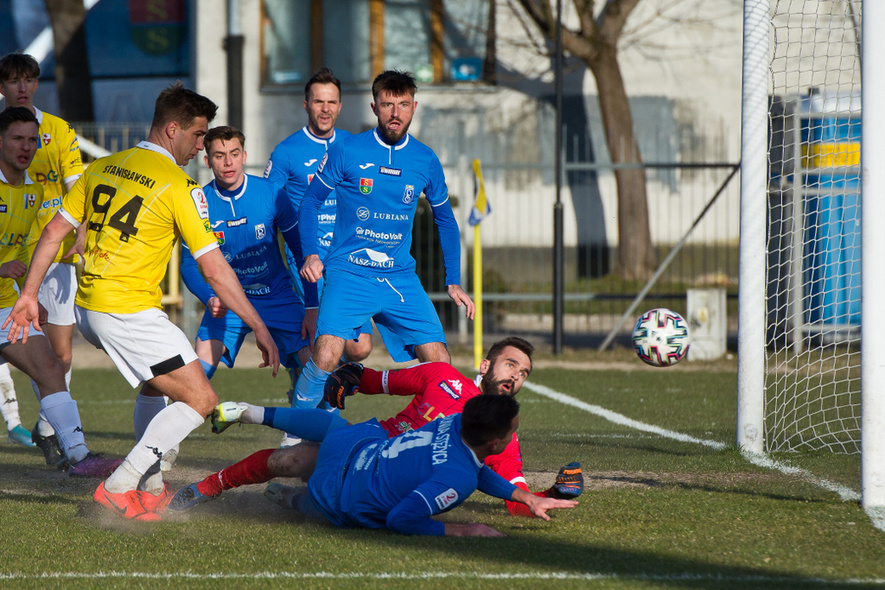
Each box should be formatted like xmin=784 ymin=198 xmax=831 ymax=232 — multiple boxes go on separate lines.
xmin=208 ymin=395 xmax=575 ymax=535
xmin=168 ymin=337 xmax=583 ymax=514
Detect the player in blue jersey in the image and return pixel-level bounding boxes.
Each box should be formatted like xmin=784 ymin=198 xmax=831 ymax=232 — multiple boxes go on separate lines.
xmin=264 ymin=68 xmax=371 ymax=420
xmin=195 ymin=394 xmax=576 ymax=534
xmin=181 ymin=126 xmax=317 ymax=380
xmin=293 ymin=70 xmax=475 ymax=409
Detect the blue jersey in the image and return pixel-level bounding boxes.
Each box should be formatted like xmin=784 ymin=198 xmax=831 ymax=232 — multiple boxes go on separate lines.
xmin=180 ymin=174 xmax=317 ymax=318
xmin=264 ymin=126 xmax=351 ymax=258
xmin=300 ymin=128 xmax=461 ymax=285
xmin=309 ymin=413 xmax=501 ymax=536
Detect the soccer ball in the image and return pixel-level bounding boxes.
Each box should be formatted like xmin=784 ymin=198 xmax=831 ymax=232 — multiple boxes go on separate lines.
xmin=632 ymin=308 xmax=690 ymax=367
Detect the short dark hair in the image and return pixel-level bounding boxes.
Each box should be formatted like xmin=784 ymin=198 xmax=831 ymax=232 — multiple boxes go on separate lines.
xmin=0 ymin=106 xmax=38 ymax=135
xmin=0 ymin=53 xmax=40 ymax=82
xmin=486 ymin=337 xmax=534 ymax=369
xmin=151 ymin=81 xmax=218 ymax=131
xmin=305 ymin=67 xmax=341 ymax=100
xmin=203 ymin=126 xmax=245 ymax=155
xmin=371 ymin=70 xmax=417 ymax=102
xmin=460 ymin=395 xmax=519 ymax=447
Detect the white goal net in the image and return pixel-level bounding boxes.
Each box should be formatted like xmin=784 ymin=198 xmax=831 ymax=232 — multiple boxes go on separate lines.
xmin=764 ymin=0 xmax=862 ymax=453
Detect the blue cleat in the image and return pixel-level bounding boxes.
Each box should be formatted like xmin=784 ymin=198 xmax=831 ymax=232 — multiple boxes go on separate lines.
xmin=8 ymin=424 xmax=35 ymax=447
xmin=167 ymin=483 xmax=219 ymax=512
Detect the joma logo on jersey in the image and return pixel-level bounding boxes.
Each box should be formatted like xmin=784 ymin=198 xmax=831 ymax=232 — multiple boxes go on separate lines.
xmin=23 ymin=193 xmax=38 ymax=209
xmin=359 ymin=178 xmax=373 ymax=194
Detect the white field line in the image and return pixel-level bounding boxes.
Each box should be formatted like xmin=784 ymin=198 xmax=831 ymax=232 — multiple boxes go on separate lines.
xmin=521 ymin=381 xmax=882 ymax=531
xmin=0 ymin=571 xmax=882 ymax=584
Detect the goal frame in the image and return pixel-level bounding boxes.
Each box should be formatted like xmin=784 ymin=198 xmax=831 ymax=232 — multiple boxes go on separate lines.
xmin=738 ymin=0 xmax=885 ymax=510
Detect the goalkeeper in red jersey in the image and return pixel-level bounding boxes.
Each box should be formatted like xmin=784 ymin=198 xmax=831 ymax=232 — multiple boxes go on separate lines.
xmin=168 ymin=337 xmax=583 ymax=516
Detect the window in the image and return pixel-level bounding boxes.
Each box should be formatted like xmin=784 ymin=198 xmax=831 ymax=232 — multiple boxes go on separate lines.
xmin=261 ymin=0 xmax=493 ymax=87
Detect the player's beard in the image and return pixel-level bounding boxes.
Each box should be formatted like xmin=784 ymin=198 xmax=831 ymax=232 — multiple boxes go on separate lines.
xmin=479 ymin=371 xmax=511 ymax=396
xmin=379 ymin=118 xmax=411 ymax=144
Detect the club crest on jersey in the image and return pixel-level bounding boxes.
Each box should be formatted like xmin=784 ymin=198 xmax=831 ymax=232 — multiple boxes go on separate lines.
xmin=307 ymin=173 xmax=314 ymax=184
xmin=190 ymin=188 xmax=209 ymax=220
xmin=356 ymin=207 xmax=370 ymax=221
xmin=360 ymin=178 xmax=373 ymax=195
xmin=24 ymin=193 xmax=38 ymax=209
xmin=213 ymin=231 xmax=225 ymax=245
xmin=255 ymin=223 xmax=266 ymax=240
xmin=402 ymin=185 xmax=415 ymax=204
xmin=434 ymin=488 xmax=459 ymax=510
xmin=42 ymin=133 xmax=51 ymax=146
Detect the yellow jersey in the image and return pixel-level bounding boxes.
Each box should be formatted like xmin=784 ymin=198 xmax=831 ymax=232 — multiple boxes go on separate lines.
xmin=27 ymin=108 xmax=84 ymax=264
xmin=61 ymin=141 xmax=217 ymax=313
xmin=0 ymin=170 xmax=44 ymax=308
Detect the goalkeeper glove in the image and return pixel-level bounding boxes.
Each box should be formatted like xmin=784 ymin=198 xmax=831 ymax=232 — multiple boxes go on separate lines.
xmin=549 ymin=462 xmax=583 ymax=499
xmin=323 ymin=362 xmax=364 ymax=410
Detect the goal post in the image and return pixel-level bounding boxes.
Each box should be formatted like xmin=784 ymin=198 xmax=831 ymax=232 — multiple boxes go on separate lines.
xmin=738 ymin=0 xmax=883 ymax=511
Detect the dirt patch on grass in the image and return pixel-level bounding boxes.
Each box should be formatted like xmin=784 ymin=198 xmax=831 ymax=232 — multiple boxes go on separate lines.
xmin=524 ymin=470 xmax=789 ymax=491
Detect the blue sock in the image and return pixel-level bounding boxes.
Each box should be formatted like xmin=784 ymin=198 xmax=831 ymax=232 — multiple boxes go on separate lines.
xmin=199 ymin=359 xmax=217 ymax=379
xmin=292 ymin=359 xmax=330 ymax=409
xmin=264 ymin=407 xmax=347 ymax=441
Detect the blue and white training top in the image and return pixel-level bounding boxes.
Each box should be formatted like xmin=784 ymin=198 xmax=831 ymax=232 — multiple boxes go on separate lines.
xmin=264 ymin=126 xmax=351 ymax=258
xmin=180 ymin=174 xmax=318 ymax=316
xmin=299 ymin=128 xmax=461 ymax=286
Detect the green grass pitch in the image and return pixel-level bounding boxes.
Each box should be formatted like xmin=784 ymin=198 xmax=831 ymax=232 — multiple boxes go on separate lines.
xmin=0 ymin=362 xmax=882 ymax=589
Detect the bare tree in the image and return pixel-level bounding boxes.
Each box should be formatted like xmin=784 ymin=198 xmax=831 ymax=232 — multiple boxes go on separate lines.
xmin=44 ymin=0 xmax=93 ymax=122
xmin=511 ymin=0 xmax=655 ymax=280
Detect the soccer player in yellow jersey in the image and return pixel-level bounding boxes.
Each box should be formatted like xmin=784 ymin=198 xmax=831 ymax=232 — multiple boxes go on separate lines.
xmin=0 ymin=107 xmax=114 ymax=475
xmin=0 ymin=52 xmax=84 ymax=457
xmin=5 ymin=83 xmax=280 ymax=520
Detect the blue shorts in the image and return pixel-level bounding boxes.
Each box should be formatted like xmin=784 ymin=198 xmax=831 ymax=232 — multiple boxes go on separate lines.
xmin=197 ymin=307 xmax=308 ymax=370
xmin=285 ymin=246 xmax=372 ymax=336
xmin=307 ymin=418 xmax=387 ymax=529
xmin=316 ymin=268 xmax=445 ymax=362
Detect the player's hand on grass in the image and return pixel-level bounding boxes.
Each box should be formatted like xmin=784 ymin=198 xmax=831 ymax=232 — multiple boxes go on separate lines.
xmin=549 ymin=462 xmax=584 ymax=499
xmin=446 ymin=284 xmax=476 ymax=320
xmin=512 ymin=487 xmax=578 ymax=521
xmin=444 ymin=522 xmax=506 ymax=537
xmin=206 ymin=296 xmax=228 ymax=318
xmin=300 ymin=255 xmax=323 ymax=283
xmin=324 ymin=362 xmax=363 ymax=410
xmin=2 ymin=294 xmax=42 ymax=344
xmin=254 ymin=326 xmax=280 ymax=376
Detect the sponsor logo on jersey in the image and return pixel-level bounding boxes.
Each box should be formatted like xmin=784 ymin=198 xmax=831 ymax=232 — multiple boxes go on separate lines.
xmin=318 ymin=213 xmax=335 ymax=224
xmin=39 ymin=197 xmax=62 ymax=211
xmin=438 ymin=381 xmax=459 ymax=399
xmin=359 ymin=163 xmax=375 ymax=170
xmin=191 ymin=188 xmax=209 ymax=220
xmin=359 ymin=178 xmax=373 ymax=194
xmin=379 ymin=166 xmax=401 ymax=176
xmin=213 ymin=231 xmax=225 ymax=245
xmin=33 ymin=171 xmax=59 ymax=185
xmin=319 ymin=232 xmax=333 ymax=248
xmin=0 ymin=206 xmax=6 ymax=213
xmin=347 ymin=248 xmax=394 ymax=269
xmin=356 ymin=207 xmax=370 ymax=221
xmin=304 ymin=158 xmax=317 ymax=167
xmin=434 ymin=488 xmax=459 ymax=510
xmin=255 ymin=223 xmax=266 ymax=240
xmin=42 ymin=133 xmax=51 ymax=146
xmin=24 ymin=193 xmax=38 ymax=209
xmin=316 ymin=153 xmax=328 ymax=173
xmin=403 ymin=185 xmax=415 ymax=204
xmin=356 ymin=227 xmax=404 ymax=242
xmin=226 ymin=217 xmax=247 ymax=227
xmin=448 ymin=379 xmax=463 ymax=394
xmin=372 ymin=212 xmax=408 ymax=221
xmin=263 ymin=160 xmax=273 ymax=177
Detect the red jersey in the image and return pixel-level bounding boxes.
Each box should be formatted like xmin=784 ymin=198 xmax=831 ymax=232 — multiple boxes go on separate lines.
xmin=358 ymin=362 xmax=537 ymax=516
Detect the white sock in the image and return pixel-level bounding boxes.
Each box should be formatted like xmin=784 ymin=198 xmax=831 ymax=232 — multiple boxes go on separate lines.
xmin=0 ymin=364 xmax=22 ymax=430
xmin=35 ymin=414 xmax=55 ymax=437
xmin=105 ymin=402 xmax=204 ymax=492
xmin=40 ymin=391 xmax=88 ymax=463
xmin=133 ymin=393 xmax=167 ymax=440
xmin=64 ymin=368 xmax=72 ymax=390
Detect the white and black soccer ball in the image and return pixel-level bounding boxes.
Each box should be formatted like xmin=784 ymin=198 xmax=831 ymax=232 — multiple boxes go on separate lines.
xmin=632 ymin=308 xmax=690 ymax=367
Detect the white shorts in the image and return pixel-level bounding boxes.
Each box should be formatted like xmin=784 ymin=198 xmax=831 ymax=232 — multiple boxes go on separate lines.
xmin=75 ymin=306 xmax=197 ymax=387
xmin=37 ymin=263 xmax=76 ymax=326
xmin=0 ymin=306 xmax=46 ymax=364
